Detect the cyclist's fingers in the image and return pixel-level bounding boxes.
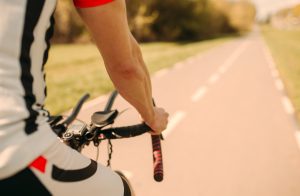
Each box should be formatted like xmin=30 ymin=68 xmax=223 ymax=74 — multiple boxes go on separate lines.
xmin=144 ymin=107 xmax=169 ymax=134
xmin=149 ymin=121 xmax=168 ymax=135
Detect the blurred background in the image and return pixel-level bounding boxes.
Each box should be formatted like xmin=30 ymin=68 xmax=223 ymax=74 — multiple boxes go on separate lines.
xmin=46 ymin=0 xmax=258 ymax=114
xmin=45 ymin=1 xmax=300 ymax=195
xmin=45 ymin=0 xmax=299 ymax=122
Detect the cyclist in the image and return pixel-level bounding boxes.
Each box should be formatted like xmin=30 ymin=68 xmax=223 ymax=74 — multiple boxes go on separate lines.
xmin=0 ymin=0 xmax=169 ymax=195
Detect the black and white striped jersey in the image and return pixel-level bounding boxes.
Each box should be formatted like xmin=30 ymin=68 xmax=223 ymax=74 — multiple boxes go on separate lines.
xmin=0 ymin=0 xmax=58 ymax=178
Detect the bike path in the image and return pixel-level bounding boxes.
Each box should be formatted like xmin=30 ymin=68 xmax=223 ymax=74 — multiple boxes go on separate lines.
xmin=79 ymin=30 xmax=300 ymax=196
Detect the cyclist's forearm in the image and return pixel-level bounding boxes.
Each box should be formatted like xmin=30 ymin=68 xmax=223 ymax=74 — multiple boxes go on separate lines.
xmin=130 ymin=34 xmax=153 ymax=94
xmin=106 ymin=61 xmax=155 ymax=123
xmin=129 ymin=34 xmax=153 ymax=107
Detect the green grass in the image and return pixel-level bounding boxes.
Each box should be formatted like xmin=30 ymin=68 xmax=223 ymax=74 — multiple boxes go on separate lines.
xmin=261 ymin=25 xmax=300 ymax=122
xmin=45 ymin=37 xmax=233 ymax=114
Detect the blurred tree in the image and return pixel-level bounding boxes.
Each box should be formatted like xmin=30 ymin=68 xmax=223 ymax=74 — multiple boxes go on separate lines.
xmin=129 ymin=4 xmax=158 ymax=41
xmin=292 ymin=4 xmax=300 ymax=17
xmin=52 ymin=0 xmax=256 ymax=43
xmin=53 ymin=0 xmax=86 ymax=43
xmin=147 ymin=0 xmax=200 ymax=41
xmin=194 ymin=0 xmax=235 ymax=40
xmin=146 ymin=0 xmax=235 ymax=41
xmin=227 ymin=0 xmax=256 ymax=32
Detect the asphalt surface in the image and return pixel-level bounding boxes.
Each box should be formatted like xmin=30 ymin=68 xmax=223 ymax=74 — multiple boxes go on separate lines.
xmin=78 ymin=30 xmax=300 ymax=196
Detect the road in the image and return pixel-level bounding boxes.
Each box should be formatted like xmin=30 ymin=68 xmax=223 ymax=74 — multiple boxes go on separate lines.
xmin=78 ymin=30 xmax=300 ymax=196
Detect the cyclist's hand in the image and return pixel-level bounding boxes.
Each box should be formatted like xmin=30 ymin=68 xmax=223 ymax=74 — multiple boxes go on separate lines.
xmin=145 ymin=107 xmax=169 ymax=135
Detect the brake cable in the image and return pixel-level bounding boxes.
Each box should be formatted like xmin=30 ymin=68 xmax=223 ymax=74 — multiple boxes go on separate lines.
xmin=104 ymin=108 xmax=129 ymax=167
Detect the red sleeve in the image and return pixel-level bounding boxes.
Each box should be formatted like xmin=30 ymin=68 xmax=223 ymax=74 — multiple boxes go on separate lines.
xmin=73 ymin=0 xmax=114 ymax=8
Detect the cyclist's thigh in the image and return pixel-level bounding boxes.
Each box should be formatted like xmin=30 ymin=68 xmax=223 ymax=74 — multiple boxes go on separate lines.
xmin=31 ymin=140 xmax=132 ymax=196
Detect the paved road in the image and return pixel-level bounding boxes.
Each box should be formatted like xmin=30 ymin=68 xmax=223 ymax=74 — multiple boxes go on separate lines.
xmin=79 ymin=30 xmax=300 ymax=196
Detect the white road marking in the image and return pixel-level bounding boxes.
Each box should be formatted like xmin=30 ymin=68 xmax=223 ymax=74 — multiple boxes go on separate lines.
xmin=190 ymin=41 xmax=248 ymax=103
xmin=282 ymin=96 xmax=295 ymax=115
xmin=163 ymin=111 xmax=187 ymax=138
xmin=218 ymin=65 xmax=227 ymax=74
xmin=191 ymin=86 xmax=208 ymax=102
xmin=262 ymin=42 xmax=281 ymax=79
xmin=274 ymin=78 xmax=284 ymax=91
xmin=262 ymin=39 xmax=300 ymax=151
xmin=220 ymin=41 xmax=249 ymax=70
xmin=208 ymin=74 xmax=220 ymax=85
xmin=271 ymin=69 xmax=280 ymax=78
xmin=154 ymin=68 xmax=169 ymax=78
xmin=83 ymin=96 xmax=106 ymax=110
xmin=268 ymin=58 xmax=276 ymax=70
xmin=215 ymin=41 xmax=249 ymax=75
xmin=294 ymin=131 xmax=300 ymax=150
xmin=262 ymin=41 xmax=295 ymax=115
xmin=262 ymin=45 xmax=276 ymax=70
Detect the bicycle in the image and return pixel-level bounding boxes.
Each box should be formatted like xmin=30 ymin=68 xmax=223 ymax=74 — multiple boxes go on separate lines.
xmin=49 ymin=90 xmax=164 ymax=182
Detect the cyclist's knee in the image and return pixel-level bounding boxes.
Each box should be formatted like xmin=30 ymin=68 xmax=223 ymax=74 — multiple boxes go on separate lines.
xmin=115 ymin=171 xmax=135 ymax=196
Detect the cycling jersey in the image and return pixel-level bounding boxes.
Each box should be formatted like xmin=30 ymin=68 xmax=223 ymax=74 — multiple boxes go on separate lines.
xmin=0 ymin=0 xmax=58 ymax=179
xmin=0 ymin=0 xmax=132 ymax=195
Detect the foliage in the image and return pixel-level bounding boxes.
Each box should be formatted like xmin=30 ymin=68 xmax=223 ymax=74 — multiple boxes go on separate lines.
xmin=275 ymin=4 xmax=300 ymax=18
xmin=227 ymin=0 xmax=256 ymax=32
xmin=292 ymin=4 xmax=300 ymax=17
xmin=135 ymin=0 xmax=256 ymax=41
xmin=270 ymin=3 xmax=300 ymax=30
xmin=53 ymin=0 xmax=256 ymax=42
xmin=53 ymin=0 xmax=86 ymax=43
xmin=127 ymin=0 xmax=251 ymax=41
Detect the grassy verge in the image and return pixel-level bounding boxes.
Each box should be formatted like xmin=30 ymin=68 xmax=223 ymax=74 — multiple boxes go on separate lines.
xmin=46 ymin=37 xmax=233 ymax=114
xmin=261 ymin=25 xmax=300 ymax=122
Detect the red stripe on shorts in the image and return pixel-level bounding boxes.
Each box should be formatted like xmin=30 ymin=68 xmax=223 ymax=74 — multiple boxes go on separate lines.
xmin=29 ymin=156 xmax=47 ymax=173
